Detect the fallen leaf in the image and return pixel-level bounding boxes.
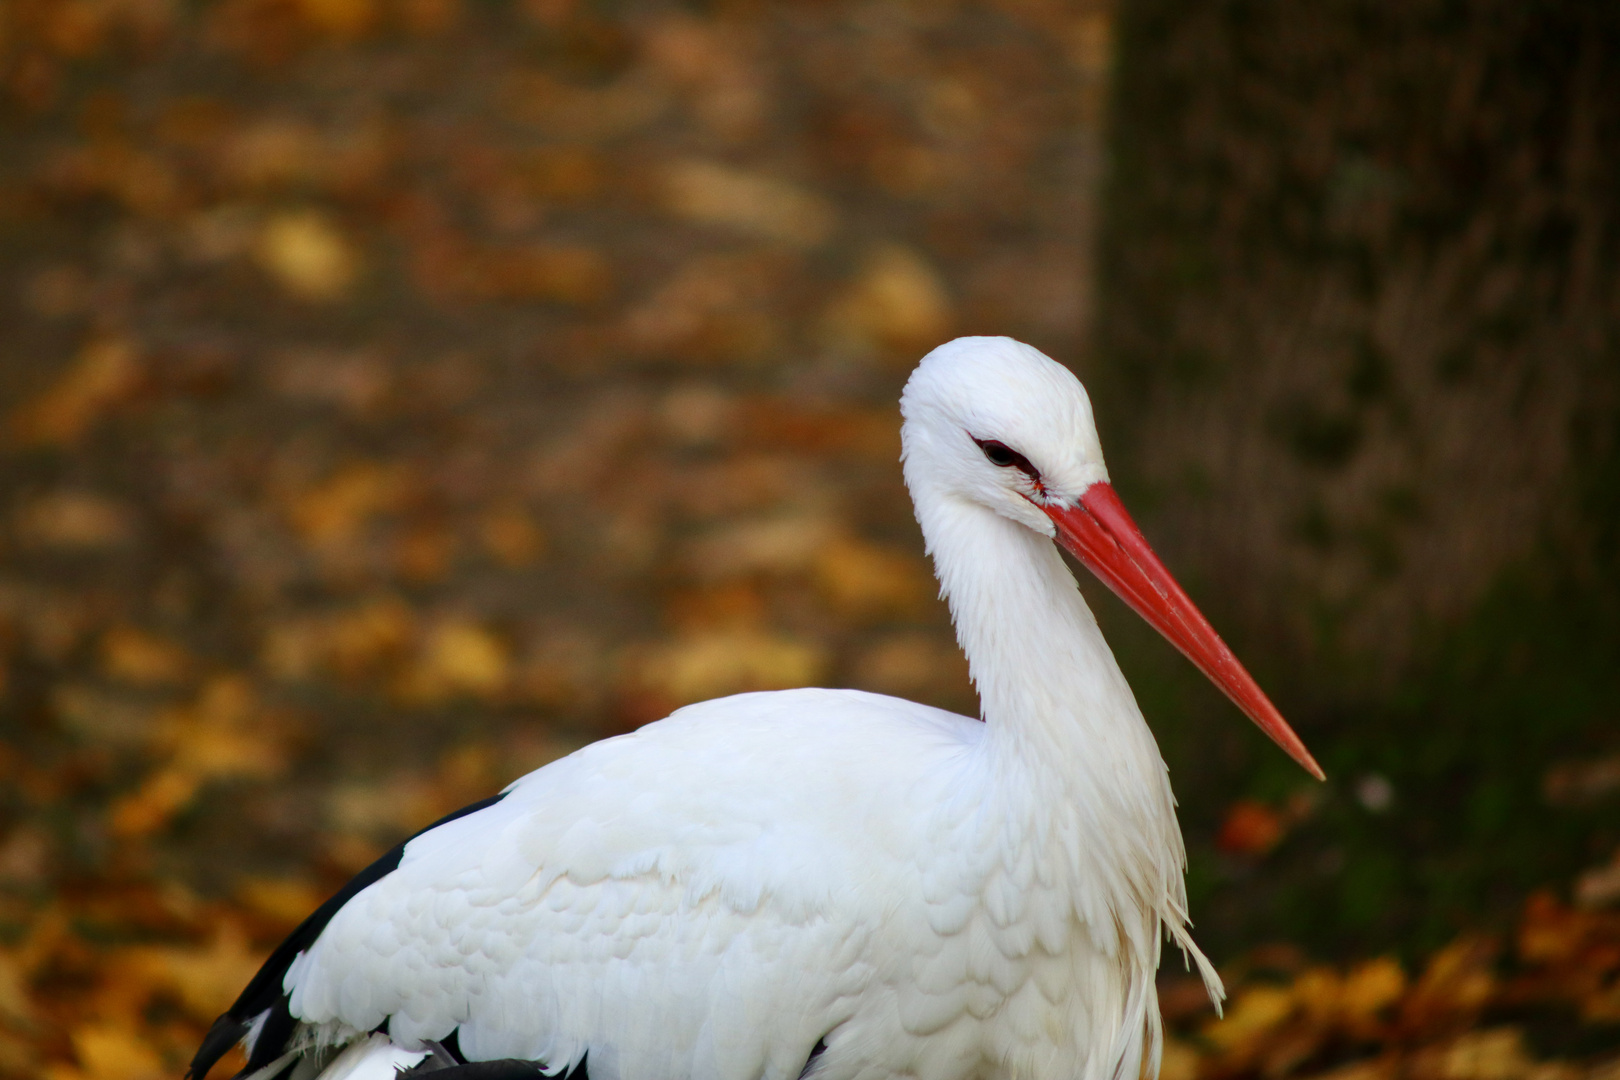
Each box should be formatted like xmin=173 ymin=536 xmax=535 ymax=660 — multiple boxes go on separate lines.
xmin=398 ymin=619 xmax=509 ymax=701
xmin=513 ymin=630 xmax=605 ymax=709
xmin=627 ymin=629 xmax=827 ymax=705
xmin=50 ymin=685 xmax=158 ymax=747
xmin=1574 ymin=850 xmax=1620 ymax=909
xmin=0 ymin=950 xmax=37 ymax=1026
xmin=1340 ymin=956 xmax=1406 ymax=1028
xmin=0 ymin=827 xmax=53 ymax=888
xmin=256 ymin=210 xmax=361 ymax=301
xmin=480 ymin=505 xmax=547 ymax=567
xmin=289 ymin=461 xmax=409 ymax=549
xmin=68 ymin=1022 xmax=165 ymax=1080
xmin=1204 ymin=983 xmax=1296 ymax=1057
xmin=682 ymin=515 xmax=835 ymax=580
xmin=1064 ymin=11 xmax=1113 ymax=78
xmin=296 ymin=0 xmax=374 ymax=38
xmin=109 ymin=678 xmax=285 ymax=836
xmin=1517 ymin=892 xmax=1589 ymax=965
xmin=1292 ymin=966 xmax=1343 ymax=1024
xmin=1216 ymin=799 xmax=1285 ymax=856
xmin=235 ymin=877 xmax=324 ymax=927
xmin=852 ymin=632 xmax=968 ymax=702
xmin=262 ymin=595 xmax=418 ymax=683
xmin=397 ymin=522 xmax=456 ymax=582
xmin=664 ymin=160 xmax=836 ymax=246
xmin=101 ymin=626 xmax=191 ymax=686
xmin=1403 ymin=937 xmax=1497 ymax=1027
xmin=268 ymin=347 xmax=392 ymax=413
xmin=221 ymin=120 xmax=323 ymax=189
xmin=1301 ymin=1059 xmax=1395 ymax=1080
xmin=822 ymin=244 xmax=952 ymax=357
xmin=108 ymin=768 xmax=201 ymax=838
xmin=659 ymin=385 xmax=734 ymax=446
xmin=501 ymin=71 xmax=667 ymax=141
xmin=474 ymin=245 xmax=610 ymax=305
xmin=1158 ymin=1037 xmax=1200 ymax=1080
xmin=1410 ymin=1028 xmax=1537 ymax=1080
xmin=15 ymin=492 xmax=133 ymax=550
xmin=814 ymin=537 xmax=933 ymax=620
xmin=621 ymin=253 xmax=785 ymax=362
xmin=117 ymin=921 xmax=264 ymax=1022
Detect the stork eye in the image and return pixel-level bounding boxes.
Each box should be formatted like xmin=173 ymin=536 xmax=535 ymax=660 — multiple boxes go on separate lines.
xmin=972 ymin=438 xmax=1039 ymax=478
xmin=982 ymin=442 xmax=1018 ymax=466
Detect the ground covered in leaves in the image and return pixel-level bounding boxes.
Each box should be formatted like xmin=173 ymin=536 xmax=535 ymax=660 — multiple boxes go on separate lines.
xmin=0 ymin=0 xmax=1617 ymax=1077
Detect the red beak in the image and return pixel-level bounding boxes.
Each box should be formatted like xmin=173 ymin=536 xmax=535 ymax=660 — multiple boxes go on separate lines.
xmin=1045 ymin=482 xmax=1325 ymax=780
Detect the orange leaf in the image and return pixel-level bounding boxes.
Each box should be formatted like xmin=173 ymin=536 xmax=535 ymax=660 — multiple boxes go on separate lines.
xmin=1216 ymin=799 xmax=1285 ymax=856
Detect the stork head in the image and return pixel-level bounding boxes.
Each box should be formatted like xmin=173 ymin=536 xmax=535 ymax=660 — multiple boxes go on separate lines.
xmin=901 ymin=336 xmax=1323 ymax=780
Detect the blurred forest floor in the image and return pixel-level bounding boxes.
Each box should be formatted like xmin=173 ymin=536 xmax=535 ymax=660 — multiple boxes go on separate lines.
xmin=0 ymin=0 xmax=1616 ymax=1078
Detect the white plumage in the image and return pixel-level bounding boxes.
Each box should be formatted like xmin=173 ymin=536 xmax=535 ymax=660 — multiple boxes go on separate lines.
xmin=191 ymin=336 xmax=1320 ymax=1080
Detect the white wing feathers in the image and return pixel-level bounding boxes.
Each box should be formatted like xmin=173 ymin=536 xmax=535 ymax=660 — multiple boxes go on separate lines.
xmin=270 ymin=687 xmax=1197 ymax=1080
xmin=283 ymin=690 xmax=984 ymax=1080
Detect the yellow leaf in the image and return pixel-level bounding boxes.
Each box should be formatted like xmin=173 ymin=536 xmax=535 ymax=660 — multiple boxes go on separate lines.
xmin=1405 ymin=937 xmax=1496 ymax=1023
xmin=170 ymin=678 xmax=284 ymax=778
xmin=102 ymin=626 xmax=191 ymax=686
xmin=428 ymin=620 xmax=508 ymax=692
xmin=69 ymin=1022 xmax=164 ymax=1080
xmin=682 ymin=515 xmax=835 ymax=580
xmin=296 ymin=0 xmax=374 ymax=37
xmin=256 ymin=210 xmax=361 ymax=301
xmin=9 ymin=337 xmax=142 ymax=447
xmin=1157 ymin=1037 xmax=1201 ymax=1080
xmin=289 ymin=462 xmax=408 ymax=548
xmin=628 ymin=629 xmax=827 ymax=705
xmin=327 ymin=596 xmax=417 ymax=677
xmin=236 ymin=877 xmax=323 ymax=927
xmin=1341 ymin=957 xmax=1406 ymax=1024
xmin=0 ymin=950 xmax=36 ymax=1025
xmin=1412 ymin=1028 xmax=1535 ymax=1080
xmin=108 ymin=767 xmax=200 ymax=838
xmin=664 ymin=160 xmax=836 ymax=246
xmin=1303 ymin=1059 xmax=1394 ymax=1080
xmin=822 ymin=245 xmax=952 ymax=356
xmin=264 ymin=595 xmax=418 ymax=683
xmin=1292 ymin=967 xmax=1343 ymax=1024
xmin=398 ymin=620 xmax=509 ymax=702
xmin=814 ymin=537 xmax=933 ymax=620
xmin=125 ymin=923 xmax=265 ymax=1022
xmin=1203 ymin=984 xmax=1296 ymax=1054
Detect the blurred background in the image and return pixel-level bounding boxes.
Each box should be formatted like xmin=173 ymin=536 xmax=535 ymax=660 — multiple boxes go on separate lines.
xmin=0 ymin=0 xmax=1617 ymax=1077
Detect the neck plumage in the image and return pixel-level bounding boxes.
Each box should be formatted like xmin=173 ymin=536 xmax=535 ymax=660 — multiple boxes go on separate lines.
xmin=912 ymin=482 xmax=1223 ymax=1011
xmin=917 ymin=485 xmax=1167 ymax=808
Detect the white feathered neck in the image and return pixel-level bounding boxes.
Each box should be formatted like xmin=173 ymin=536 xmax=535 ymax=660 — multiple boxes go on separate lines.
xmin=901 ymin=389 xmax=1224 ymax=1080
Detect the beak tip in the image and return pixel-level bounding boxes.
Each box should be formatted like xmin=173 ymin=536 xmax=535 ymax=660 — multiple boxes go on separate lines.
xmin=1290 ymin=745 xmax=1327 ymax=782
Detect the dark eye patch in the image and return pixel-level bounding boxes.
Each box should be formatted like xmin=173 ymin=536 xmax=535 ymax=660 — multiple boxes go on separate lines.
xmin=971 ymin=437 xmax=1040 ymax=480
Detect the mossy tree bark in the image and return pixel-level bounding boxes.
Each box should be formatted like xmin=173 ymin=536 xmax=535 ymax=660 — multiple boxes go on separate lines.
xmin=1094 ymin=0 xmax=1620 ymax=953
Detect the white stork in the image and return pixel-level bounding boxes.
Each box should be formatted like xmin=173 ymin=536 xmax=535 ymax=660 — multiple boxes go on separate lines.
xmin=190 ymin=336 xmax=1321 ymax=1080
